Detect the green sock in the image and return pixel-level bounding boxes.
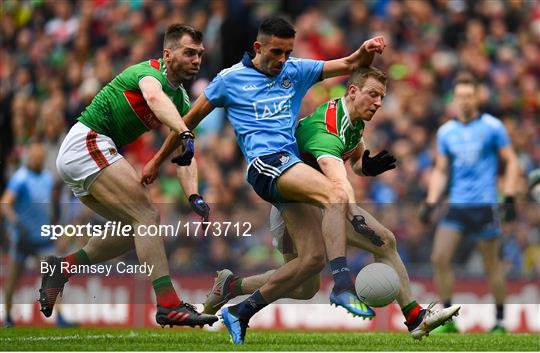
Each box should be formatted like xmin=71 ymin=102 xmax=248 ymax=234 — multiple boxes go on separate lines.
xmin=229 ymin=277 xmax=243 ymax=297
xmin=152 ymin=275 xmax=181 ymax=308
xmin=63 ymin=249 xmax=91 ymax=278
xmin=402 ymin=300 xmax=422 ymax=324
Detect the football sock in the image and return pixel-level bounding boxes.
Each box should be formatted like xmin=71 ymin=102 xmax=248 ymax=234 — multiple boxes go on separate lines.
xmin=152 ymin=275 xmax=181 ymax=308
xmin=329 ymin=257 xmax=354 ymax=292
xmin=402 ymin=300 xmax=422 ymax=325
xmin=63 ymin=249 xmax=91 ymax=278
xmin=234 ymin=290 xmax=268 ymax=320
xmin=229 ymin=276 xmax=243 ymax=297
xmin=443 ymin=300 xmax=452 ymax=308
xmin=496 ymin=304 xmax=504 ymax=327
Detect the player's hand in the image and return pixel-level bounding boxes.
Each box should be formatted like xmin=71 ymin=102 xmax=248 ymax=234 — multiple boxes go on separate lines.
xmin=501 ymin=196 xmax=517 ymax=222
xmin=362 ymin=36 xmax=386 ymax=54
xmin=419 ymin=202 xmax=436 ymax=224
xmin=189 ymin=194 xmax=210 ymax=222
xmin=141 ymin=160 xmax=160 ymax=185
xmin=171 ymin=131 xmax=195 ymax=166
xmin=361 ymin=149 xmax=396 ymax=176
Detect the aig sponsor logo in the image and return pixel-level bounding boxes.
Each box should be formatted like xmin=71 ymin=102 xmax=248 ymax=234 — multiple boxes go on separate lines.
xmin=252 ymin=95 xmax=292 ymax=120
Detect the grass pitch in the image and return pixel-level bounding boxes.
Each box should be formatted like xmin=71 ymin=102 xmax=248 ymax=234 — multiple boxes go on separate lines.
xmin=1 ymin=327 xmax=538 ymax=351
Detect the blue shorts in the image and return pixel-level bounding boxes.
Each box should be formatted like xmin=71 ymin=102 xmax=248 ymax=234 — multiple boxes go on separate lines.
xmin=247 ymin=152 xmax=302 ymax=205
xmin=439 ymin=205 xmax=501 ymax=239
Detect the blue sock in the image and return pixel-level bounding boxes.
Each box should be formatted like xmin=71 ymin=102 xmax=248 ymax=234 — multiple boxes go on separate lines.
xmin=496 ymin=304 xmax=504 ymax=320
xmin=329 ymin=256 xmax=354 ymax=292
xmin=234 ymin=290 xmax=268 ymax=320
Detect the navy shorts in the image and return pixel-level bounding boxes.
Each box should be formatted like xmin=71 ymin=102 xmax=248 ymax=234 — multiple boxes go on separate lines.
xmin=9 ymin=236 xmax=54 ymax=264
xmin=439 ymin=205 xmax=501 ymax=239
xmin=247 ymin=152 xmax=302 ymax=205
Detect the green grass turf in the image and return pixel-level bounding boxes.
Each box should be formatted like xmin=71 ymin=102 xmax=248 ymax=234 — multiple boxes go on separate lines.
xmin=1 ymin=327 xmax=538 ymax=351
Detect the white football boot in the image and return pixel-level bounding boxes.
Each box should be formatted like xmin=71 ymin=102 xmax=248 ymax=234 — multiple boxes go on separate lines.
xmin=409 ymin=302 xmax=461 ymax=340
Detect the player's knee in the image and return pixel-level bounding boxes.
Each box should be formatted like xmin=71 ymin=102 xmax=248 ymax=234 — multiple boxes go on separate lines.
xmin=431 ymin=251 xmax=450 ymax=268
xmin=484 ymin=262 xmax=502 ymax=279
xmin=374 ymin=229 xmax=397 ymax=256
xmin=134 ymin=204 xmax=160 ymax=226
xmin=324 ymin=186 xmax=348 ymax=207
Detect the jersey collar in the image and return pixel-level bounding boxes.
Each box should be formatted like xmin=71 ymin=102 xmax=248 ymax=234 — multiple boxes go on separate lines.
xmin=340 ymin=96 xmax=357 ymax=128
xmin=242 ymin=52 xmax=274 ymax=77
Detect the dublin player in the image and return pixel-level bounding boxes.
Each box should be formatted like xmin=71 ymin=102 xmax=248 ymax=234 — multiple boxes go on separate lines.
xmin=203 ymin=67 xmax=461 ymax=340
xmin=143 ymin=18 xmax=386 ymax=343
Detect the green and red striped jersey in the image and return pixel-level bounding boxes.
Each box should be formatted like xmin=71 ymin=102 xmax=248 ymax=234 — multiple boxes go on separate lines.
xmin=78 ymin=59 xmax=191 ymax=147
xmin=296 ymin=97 xmax=365 ymax=169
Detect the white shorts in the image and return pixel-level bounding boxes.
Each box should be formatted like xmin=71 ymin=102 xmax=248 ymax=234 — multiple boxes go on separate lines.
xmin=56 ymin=122 xmax=123 ymax=197
xmin=269 ymin=206 xmax=296 ymax=254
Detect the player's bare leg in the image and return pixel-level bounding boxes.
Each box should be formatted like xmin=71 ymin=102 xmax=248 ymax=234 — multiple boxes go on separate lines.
xmin=3 ymin=259 xmax=23 ymax=327
xmin=276 ymin=164 xmax=348 ymax=263
xmin=477 ymin=237 xmax=507 ymax=333
xmin=74 ymin=159 xmax=167 ymax=279
xmin=344 ymin=205 xmax=413 ymax=306
xmin=220 ymin=164 xmax=373 ymax=344
xmin=78 ymin=194 xmax=135 ymax=263
xmin=276 ymin=164 xmax=374 ymax=318
xmin=431 ymin=227 xmax=462 ymax=306
xmin=213 ymin=201 xmax=459 ymax=338
xmin=257 ymin=204 xmax=326 ymax=302
xmin=220 ymin=203 xmax=327 ymax=343
xmin=242 ymin=253 xmax=321 ymax=300
xmin=39 ymin=158 xmax=217 ymax=327
xmin=344 ymin=204 xmax=460 ymax=338
xmin=429 ymin=226 xmax=462 ymax=334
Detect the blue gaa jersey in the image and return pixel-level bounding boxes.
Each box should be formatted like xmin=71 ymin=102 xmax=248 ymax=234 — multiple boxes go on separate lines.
xmin=7 ymin=167 xmax=53 ymax=244
xmin=437 ymin=113 xmax=510 ymax=204
xmin=204 ymin=52 xmax=324 ymax=165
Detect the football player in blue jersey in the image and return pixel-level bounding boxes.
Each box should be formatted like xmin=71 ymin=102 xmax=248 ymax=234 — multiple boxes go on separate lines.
xmin=1 ymin=140 xmax=69 ymax=327
xmin=143 ymin=17 xmax=388 ymax=344
xmin=419 ymin=72 xmax=521 ymax=334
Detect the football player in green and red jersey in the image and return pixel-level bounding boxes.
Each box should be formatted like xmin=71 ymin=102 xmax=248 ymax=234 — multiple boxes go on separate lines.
xmin=203 ymin=67 xmax=461 ymax=339
xmin=38 ymin=24 xmax=216 ymax=328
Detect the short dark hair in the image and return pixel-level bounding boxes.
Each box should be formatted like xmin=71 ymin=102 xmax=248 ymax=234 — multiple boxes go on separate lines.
xmin=346 ymin=66 xmax=387 ymax=93
xmin=453 ymin=71 xmax=478 ymax=89
xmin=258 ymin=17 xmax=296 ymax=39
xmin=164 ymin=24 xmax=203 ymax=49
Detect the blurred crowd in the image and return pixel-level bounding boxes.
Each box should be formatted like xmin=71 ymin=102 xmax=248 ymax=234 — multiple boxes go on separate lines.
xmin=1 ymin=0 xmax=539 ymax=279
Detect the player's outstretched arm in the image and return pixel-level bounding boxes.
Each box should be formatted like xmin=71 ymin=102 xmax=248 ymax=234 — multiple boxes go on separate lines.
xmin=419 ymin=153 xmax=449 ymax=224
xmin=318 ymin=157 xmax=356 ymax=204
xmin=0 ymin=190 xmax=18 ymax=226
xmin=176 ymin=158 xmax=210 ymax=222
xmin=183 ymin=94 xmax=215 ymax=131
xmin=499 ymin=145 xmax=521 ymax=198
xmin=425 ymin=153 xmax=449 ymax=204
xmin=139 ymin=76 xmax=191 ymax=134
xmin=322 ymin=36 xmax=386 ymax=79
xmin=140 ymin=94 xmax=215 ymax=185
xmin=319 ymin=155 xmax=385 ymax=247
xmin=499 ymin=144 xmax=521 ymax=221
